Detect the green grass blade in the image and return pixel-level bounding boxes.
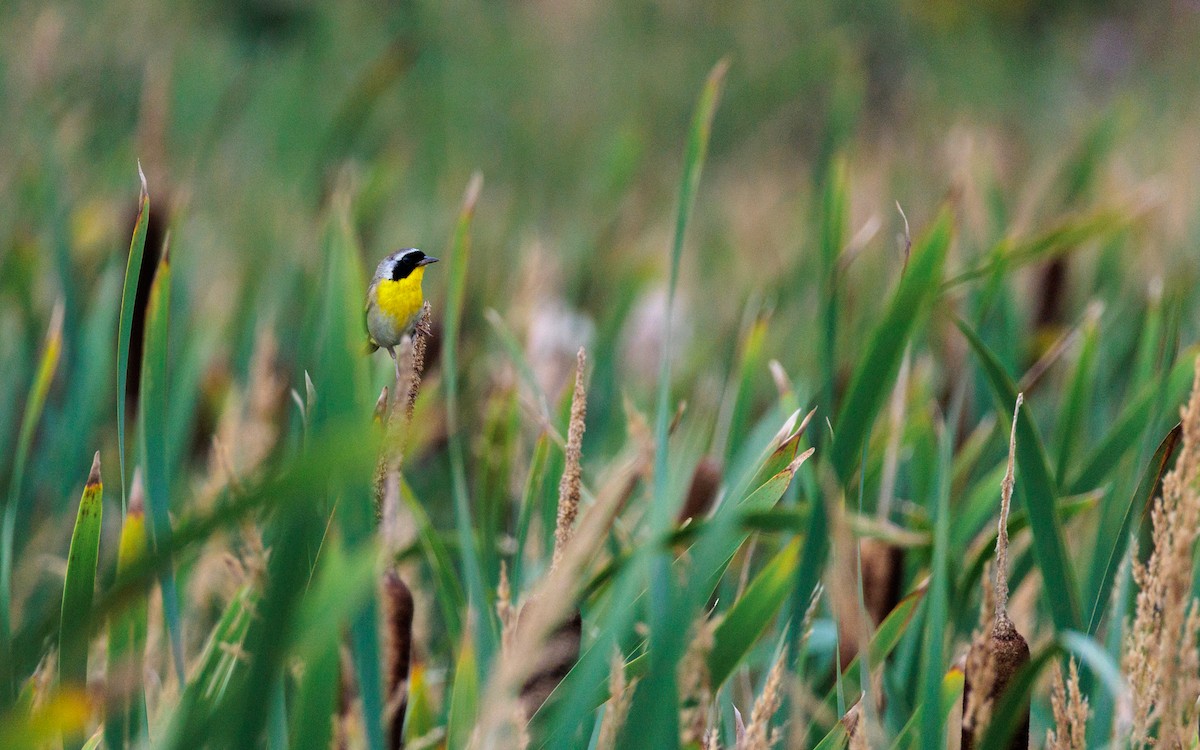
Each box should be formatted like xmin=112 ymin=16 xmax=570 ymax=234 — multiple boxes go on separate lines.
xmin=829 ymin=209 xmax=951 ymax=482
xmin=889 ymin=667 xmax=964 ymax=750
xmin=137 ymin=249 xmax=186 ymax=681
xmin=955 ymin=316 xmax=1083 ymax=631
xmin=918 ymin=421 xmax=952 ymax=749
xmin=1053 ymin=309 xmax=1099 ymax=483
xmin=1066 ymin=347 xmax=1196 ymax=495
xmin=629 ymin=59 xmax=727 ymax=750
xmin=817 ymin=157 xmax=848 ymax=419
xmin=707 ymin=538 xmax=800 ymax=688
xmin=290 ymin=637 xmax=339 ymax=750
xmin=441 ymin=174 xmax=495 ymax=669
xmin=117 ymin=166 xmax=150 ymax=512
xmin=400 ymin=477 xmax=465 ymax=641
xmin=0 ymin=303 xmax=63 ymax=701
xmin=446 ymin=632 xmax=478 ymax=750
xmin=58 ymin=453 xmax=103 ymax=696
xmin=820 ymin=583 xmax=926 ymax=710
xmin=161 ymin=585 xmax=261 ymax=749
xmin=1084 ymin=422 xmax=1181 ymax=635
xmin=943 ymin=209 xmax=1122 ymax=289
xmin=812 ymin=718 xmax=850 ymax=750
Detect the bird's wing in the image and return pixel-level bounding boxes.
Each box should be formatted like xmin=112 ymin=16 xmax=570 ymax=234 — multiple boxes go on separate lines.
xmin=363 ymin=279 xmax=379 ymax=353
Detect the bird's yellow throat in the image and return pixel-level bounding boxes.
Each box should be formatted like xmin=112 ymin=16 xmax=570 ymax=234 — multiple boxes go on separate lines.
xmin=375 ymin=266 xmax=426 ymax=327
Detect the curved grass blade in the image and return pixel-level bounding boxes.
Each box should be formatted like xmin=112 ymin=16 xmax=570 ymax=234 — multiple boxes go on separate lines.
xmin=58 ymin=453 xmax=103 ymax=695
xmin=707 ymin=538 xmax=800 ymax=688
xmin=628 ymin=58 xmax=728 ymax=750
xmin=0 ymin=302 xmax=64 ymax=701
xmin=944 ymin=209 xmax=1122 ymax=289
xmin=137 ymin=248 xmax=186 ymax=681
xmin=117 ymin=166 xmax=150 ymax=512
xmin=1084 ymin=422 xmax=1182 ymax=635
xmin=955 ymin=316 xmax=1082 ymax=631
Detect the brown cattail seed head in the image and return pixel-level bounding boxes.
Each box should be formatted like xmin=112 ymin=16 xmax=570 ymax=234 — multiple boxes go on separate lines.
xmin=676 ymin=456 xmax=722 ymax=525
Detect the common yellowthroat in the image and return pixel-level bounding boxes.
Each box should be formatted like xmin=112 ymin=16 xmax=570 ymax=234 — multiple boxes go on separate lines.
xmin=365 ymin=248 xmax=439 ymax=380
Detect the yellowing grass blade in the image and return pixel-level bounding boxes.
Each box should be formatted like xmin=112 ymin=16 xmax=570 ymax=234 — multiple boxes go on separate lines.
xmin=105 ymin=472 xmax=149 ymax=750
xmin=58 ymin=453 xmax=103 ymax=750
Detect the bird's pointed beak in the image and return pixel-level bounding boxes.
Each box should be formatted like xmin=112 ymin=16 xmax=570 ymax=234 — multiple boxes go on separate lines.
xmin=417 ymin=256 xmax=439 ymax=266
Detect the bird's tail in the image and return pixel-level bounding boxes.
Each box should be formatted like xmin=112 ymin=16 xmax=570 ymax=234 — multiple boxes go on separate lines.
xmin=364 ymin=340 xmax=379 ymax=355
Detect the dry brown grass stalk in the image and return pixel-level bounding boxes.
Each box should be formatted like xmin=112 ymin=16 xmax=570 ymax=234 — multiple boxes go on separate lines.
xmin=679 ymin=615 xmax=718 ymax=744
xmin=1122 ymin=357 xmax=1200 ymax=747
xmin=1045 ymin=659 xmax=1088 ymax=750
xmin=962 ymin=393 xmax=1030 ymax=750
xmin=737 ymin=647 xmax=787 ymax=750
xmin=552 ymin=347 xmax=588 ymax=570
xmin=374 ymin=307 xmax=432 ymax=543
xmin=596 ymin=649 xmax=636 ymax=750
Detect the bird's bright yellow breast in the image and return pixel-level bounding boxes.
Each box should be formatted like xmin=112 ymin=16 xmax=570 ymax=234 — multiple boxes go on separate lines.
xmin=375 ymin=267 xmax=426 ymax=329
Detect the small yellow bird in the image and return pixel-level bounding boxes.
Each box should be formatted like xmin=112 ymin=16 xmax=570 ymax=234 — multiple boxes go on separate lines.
xmin=365 ymin=248 xmax=439 ymax=380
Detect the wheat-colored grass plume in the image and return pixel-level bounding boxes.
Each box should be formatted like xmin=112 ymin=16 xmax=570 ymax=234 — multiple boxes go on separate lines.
xmin=596 ymin=648 xmax=636 ymax=750
xmin=737 ymin=646 xmax=786 ymax=749
xmin=1122 ymin=356 xmax=1200 ymax=747
xmin=679 ymin=615 xmax=717 ymax=744
xmin=552 ymin=347 xmax=588 ymax=571
xmin=1045 ymin=659 xmax=1088 ymax=750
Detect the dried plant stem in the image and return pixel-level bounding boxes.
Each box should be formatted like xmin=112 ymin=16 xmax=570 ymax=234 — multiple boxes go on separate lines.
xmin=995 ymin=392 xmax=1023 ymax=620
xmin=552 ymin=347 xmax=587 ymax=570
xmin=962 ymin=393 xmax=1030 ymax=750
xmin=374 ymin=305 xmax=432 ymax=536
xmin=738 ymin=647 xmax=787 ymax=750
xmin=1045 ymin=659 xmax=1088 ymax=750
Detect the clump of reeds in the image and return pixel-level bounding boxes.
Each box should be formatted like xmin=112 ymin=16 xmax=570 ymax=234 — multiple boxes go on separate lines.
xmin=474 ymin=347 xmax=636 ymax=746
xmin=962 ymin=393 xmax=1030 ymax=750
xmin=1045 ymin=659 xmax=1088 ymax=750
xmin=1122 ymin=357 xmax=1200 ymax=747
